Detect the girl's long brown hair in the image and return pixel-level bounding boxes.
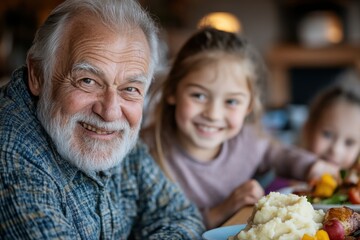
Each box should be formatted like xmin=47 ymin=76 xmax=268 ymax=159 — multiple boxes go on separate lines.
xmin=144 ymin=27 xmax=268 ymax=179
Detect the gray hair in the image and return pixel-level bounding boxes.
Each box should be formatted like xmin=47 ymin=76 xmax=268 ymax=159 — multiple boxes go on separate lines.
xmin=27 ymin=0 xmax=160 ymax=89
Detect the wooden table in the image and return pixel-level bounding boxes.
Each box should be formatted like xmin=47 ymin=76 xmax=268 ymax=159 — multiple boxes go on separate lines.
xmin=222 ymin=206 xmax=254 ymax=226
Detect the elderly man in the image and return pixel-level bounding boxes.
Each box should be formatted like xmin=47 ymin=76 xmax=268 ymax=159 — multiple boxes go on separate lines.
xmin=0 ymin=0 xmax=205 ymax=239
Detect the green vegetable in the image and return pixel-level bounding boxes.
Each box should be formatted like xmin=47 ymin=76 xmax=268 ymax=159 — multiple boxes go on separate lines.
xmin=340 ymin=169 xmax=347 ymax=180
xmin=317 ymin=193 xmax=348 ymax=204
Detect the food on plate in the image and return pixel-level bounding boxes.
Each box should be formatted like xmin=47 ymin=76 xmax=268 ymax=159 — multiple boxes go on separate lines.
xmin=301 ymin=207 xmax=360 ymax=240
xmin=301 ymin=229 xmax=329 ymax=240
xmin=323 ymin=206 xmax=360 ymax=239
xmin=228 ymin=192 xmax=325 ymax=240
xmin=294 ymin=171 xmax=360 ymax=205
xmin=348 ymin=187 xmax=360 ymax=204
xmin=313 ymin=173 xmax=338 ymax=198
xmin=228 ymin=192 xmax=360 ymax=240
xmin=322 ymin=219 xmax=344 ymax=240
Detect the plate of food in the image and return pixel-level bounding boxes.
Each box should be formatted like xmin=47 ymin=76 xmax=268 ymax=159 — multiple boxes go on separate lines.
xmin=278 ymin=171 xmax=360 ymax=212
xmin=278 ymin=184 xmax=360 ymax=211
xmin=202 ymin=224 xmax=246 ymax=240
xmin=225 ymin=192 xmax=360 ymax=240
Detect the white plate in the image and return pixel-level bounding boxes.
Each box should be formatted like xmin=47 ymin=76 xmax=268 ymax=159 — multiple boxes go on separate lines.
xmin=277 ymin=184 xmax=309 ymax=194
xmin=312 ymin=203 xmax=360 ymax=211
xmin=278 ymin=185 xmax=360 ymax=212
xmin=202 ymin=224 xmax=246 ymax=240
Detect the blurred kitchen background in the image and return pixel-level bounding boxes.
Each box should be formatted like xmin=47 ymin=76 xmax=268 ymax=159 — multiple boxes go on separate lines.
xmin=1 ymin=0 xmax=360 ymax=144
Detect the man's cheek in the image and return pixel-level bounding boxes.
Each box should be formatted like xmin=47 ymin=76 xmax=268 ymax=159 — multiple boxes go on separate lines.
xmin=124 ymin=105 xmax=143 ymax=127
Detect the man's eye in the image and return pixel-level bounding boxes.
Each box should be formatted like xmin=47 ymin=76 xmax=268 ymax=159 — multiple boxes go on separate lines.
xmin=125 ymin=87 xmax=138 ymax=92
xmin=80 ymin=78 xmax=95 ymax=85
xmin=122 ymin=87 xmax=143 ymax=98
xmin=75 ymin=78 xmax=100 ymax=92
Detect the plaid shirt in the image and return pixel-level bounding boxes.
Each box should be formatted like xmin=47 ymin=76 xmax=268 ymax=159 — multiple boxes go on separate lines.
xmin=0 ymin=67 xmax=205 ymax=239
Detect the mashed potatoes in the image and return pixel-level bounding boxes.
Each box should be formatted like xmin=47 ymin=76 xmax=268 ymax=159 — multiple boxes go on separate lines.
xmin=229 ymin=192 xmax=324 ymax=240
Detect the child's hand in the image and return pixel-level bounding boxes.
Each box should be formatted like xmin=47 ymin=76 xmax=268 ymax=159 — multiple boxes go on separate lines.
xmin=205 ymin=180 xmax=264 ymax=228
xmin=307 ymin=160 xmax=340 ymax=182
xmin=225 ymin=180 xmax=265 ymax=212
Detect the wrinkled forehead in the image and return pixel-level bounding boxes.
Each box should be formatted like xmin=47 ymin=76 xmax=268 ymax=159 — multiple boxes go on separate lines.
xmin=56 ymin=13 xmax=151 ymax=78
xmin=63 ymin=13 xmax=148 ymax=50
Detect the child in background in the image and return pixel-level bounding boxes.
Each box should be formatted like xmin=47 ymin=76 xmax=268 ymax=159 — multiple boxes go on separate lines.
xmin=141 ymin=27 xmax=339 ymax=229
xmin=301 ymin=70 xmax=360 ymax=170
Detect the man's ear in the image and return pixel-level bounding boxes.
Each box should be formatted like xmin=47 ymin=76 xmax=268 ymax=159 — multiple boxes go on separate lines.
xmin=27 ymin=60 xmax=42 ymax=96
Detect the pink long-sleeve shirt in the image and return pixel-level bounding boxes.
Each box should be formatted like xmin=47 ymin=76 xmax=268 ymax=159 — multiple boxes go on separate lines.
xmin=142 ymin=125 xmax=317 ymax=214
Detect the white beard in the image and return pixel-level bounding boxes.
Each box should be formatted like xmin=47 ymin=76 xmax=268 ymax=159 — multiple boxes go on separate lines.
xmin=36 ymin=95 xmax=139 ymax=173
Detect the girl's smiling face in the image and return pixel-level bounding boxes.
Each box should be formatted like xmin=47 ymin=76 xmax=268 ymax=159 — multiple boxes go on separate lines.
xmin=310 ymin=99 xmax=360 ymax=169
xmin=168 ymin=57 xmax=252 ymax=162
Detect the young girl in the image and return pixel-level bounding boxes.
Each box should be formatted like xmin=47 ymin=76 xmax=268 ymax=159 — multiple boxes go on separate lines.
xmin=141 ymin=27 xmax=339 ymax=229
xmin=301 ymin=70 xmax=360 ymax=170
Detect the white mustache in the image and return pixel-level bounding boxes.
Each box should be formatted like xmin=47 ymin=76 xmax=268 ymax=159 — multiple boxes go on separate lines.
xmin=71 ymin=114 xmax=131 ymax=132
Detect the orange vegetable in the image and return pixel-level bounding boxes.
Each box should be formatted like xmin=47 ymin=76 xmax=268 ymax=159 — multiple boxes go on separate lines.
xmin=313 ymin=174 xmax=337 ymax=198
xmin=302 ymin=234 xmax=315 ymax=240
xmin=301 ymin=230 xmax=330 ymax=240
xmin=315 ymin=230 xmax=330 ymax=240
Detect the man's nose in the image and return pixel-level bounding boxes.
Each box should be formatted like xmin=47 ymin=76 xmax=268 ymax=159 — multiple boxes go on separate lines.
xmin=93 ymin=90 xmax=122 ymax=122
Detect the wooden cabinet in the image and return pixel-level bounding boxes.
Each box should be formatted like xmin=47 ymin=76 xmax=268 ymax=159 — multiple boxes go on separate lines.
xmin=265 ymin=44 xmax=360 ymax=107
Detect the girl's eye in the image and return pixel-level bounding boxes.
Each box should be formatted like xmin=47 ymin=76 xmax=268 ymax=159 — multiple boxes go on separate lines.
xmin=226 ymin=99 xmax=239 ymax=106
xmin=345 ymin=139 xmax=355 ymax=147
xmin=191 ymin=93 xmax=206 ymax=101
xmin=322 ymin=130 xmax=333 ymax=139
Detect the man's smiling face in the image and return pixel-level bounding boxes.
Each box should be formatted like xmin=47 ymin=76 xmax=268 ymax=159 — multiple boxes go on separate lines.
xmin=30 ymin=14 xmax=151 ymax=172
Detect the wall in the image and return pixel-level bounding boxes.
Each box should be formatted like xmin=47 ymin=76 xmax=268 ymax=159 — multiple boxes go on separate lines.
xmin=159 ymin=0 xmax=360 ymax=57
